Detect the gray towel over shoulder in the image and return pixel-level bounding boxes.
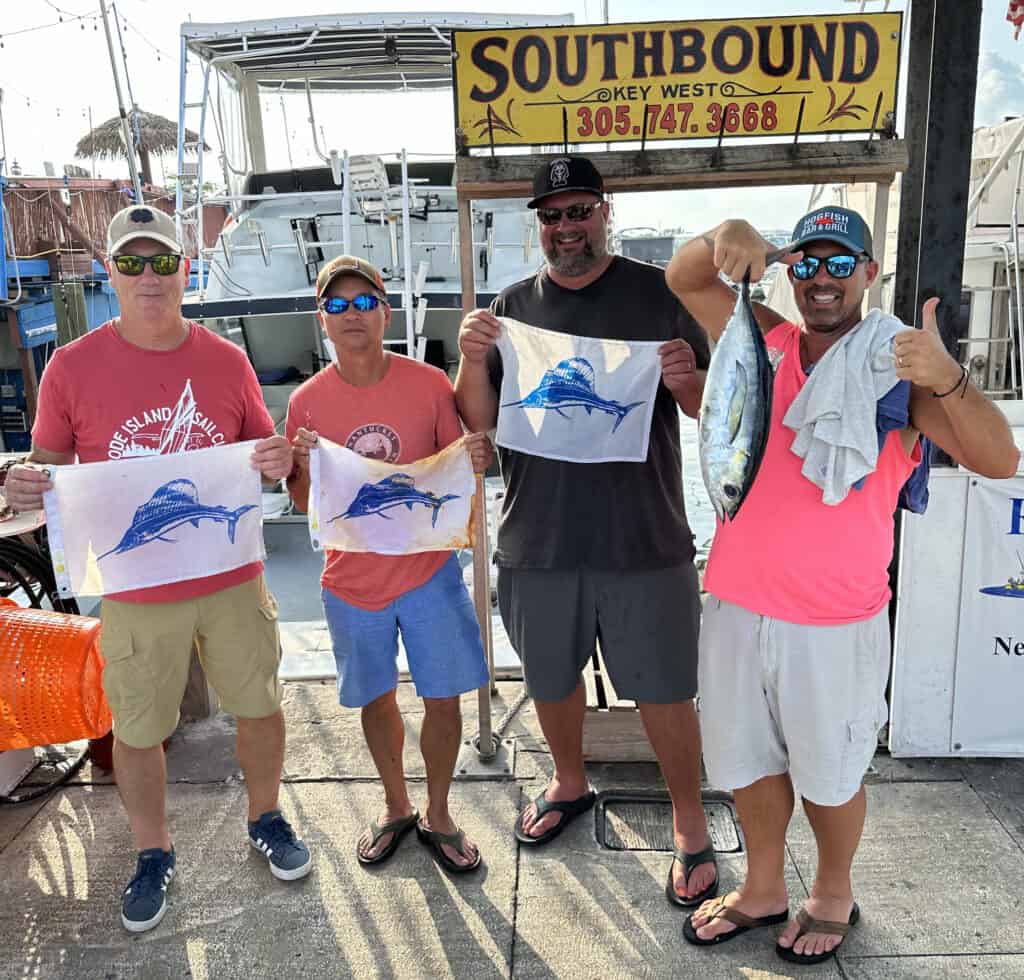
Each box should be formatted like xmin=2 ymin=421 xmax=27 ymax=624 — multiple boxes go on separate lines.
xmin=783 ymin=309 xmax=905 ymax=505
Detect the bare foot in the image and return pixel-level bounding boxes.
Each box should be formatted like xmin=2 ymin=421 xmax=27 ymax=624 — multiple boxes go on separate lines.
xmin=776 ymin=894 xmax=856 ymax=958
xmin=690 ymin=889 xmax=788 ymax=942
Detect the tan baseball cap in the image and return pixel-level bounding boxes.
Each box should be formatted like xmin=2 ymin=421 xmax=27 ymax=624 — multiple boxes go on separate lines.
xmin=316 ymin=255 xmax=387 ymax=299
xmin=107 ymin=205 xmax=183 ymax=256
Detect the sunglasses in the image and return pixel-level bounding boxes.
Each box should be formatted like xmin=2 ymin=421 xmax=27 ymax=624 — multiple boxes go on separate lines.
xmin=791 ymin=254 xmax=868 ymax=281
xmin=113 ymin=253 xmax=182 ymax=276
xmin=319 ymin=293 xmax=382 ymax=315
xmin=535 ymin=202 xmax=602 ymax=226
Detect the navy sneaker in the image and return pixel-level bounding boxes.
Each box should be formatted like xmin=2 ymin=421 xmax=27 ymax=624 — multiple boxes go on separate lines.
xmin=247 ymin=810 xmax=312 ymax=881
xmin=121 ymin=846 xmax=176 ymax=933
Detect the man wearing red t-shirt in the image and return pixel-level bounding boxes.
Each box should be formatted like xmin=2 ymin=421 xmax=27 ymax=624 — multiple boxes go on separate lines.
xmin=5 ymin=205 xmax=311 ymax=933
xmin=287 ymin=255 xmax=492 ymax=874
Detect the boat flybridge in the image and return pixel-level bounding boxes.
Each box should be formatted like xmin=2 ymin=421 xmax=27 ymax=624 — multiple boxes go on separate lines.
xmin=174 ymin=12 xmax=572 ymax=432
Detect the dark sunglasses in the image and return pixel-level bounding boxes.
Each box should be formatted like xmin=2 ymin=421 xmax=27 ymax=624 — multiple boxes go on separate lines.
xmin=535 ymin=202 xmax=602 ymax=226
xmin=113 ymin=253 xmax=182 ymax=276
xmin=319 ymin=293 xmax=382 ymax=315
xmin=791 ymin=254 xmax=867 ymax=281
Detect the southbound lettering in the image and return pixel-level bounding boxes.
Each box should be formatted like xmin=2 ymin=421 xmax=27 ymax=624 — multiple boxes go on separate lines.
xmin=468 ymin=21 xmax=881 ymax=102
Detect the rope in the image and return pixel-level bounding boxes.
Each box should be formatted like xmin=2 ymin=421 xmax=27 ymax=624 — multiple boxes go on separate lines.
xmin=493 ymin=685 xmax=530 ymax=738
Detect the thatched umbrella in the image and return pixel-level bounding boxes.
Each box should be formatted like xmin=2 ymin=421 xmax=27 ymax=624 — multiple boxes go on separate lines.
xmin=74 ymin=109 xmax=207 ymax=187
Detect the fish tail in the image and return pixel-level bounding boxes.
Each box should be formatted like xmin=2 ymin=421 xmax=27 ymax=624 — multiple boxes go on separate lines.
xmin=226 ymin=504 xmax=255 ymax=544
xmin=611 ymin=402 xmax=644 ymax=432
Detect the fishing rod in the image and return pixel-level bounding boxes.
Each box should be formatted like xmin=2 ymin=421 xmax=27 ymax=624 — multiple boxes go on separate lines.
xmin=97 ymin=1 xmax=143 ymax=203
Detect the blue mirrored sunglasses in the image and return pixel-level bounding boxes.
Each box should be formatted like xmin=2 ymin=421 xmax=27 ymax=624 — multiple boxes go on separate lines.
xmin=319 ymin=293 xmax=382 ymax=314
xmin=791 ymin=254 xmax=867 ymax=281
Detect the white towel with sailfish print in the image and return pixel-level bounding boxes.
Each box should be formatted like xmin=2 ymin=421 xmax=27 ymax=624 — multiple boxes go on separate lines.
xmin=495 ymin=317 xmax=662 ymax=463
xmin=309 ymin=436 xmax=476 ymax=555
xmin=44 ymin=441 xmax=265 ymax=597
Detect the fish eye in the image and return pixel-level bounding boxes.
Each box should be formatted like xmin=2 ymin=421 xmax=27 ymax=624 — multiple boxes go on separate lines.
xmin=723 ymin=484 xmax=740 ymax=499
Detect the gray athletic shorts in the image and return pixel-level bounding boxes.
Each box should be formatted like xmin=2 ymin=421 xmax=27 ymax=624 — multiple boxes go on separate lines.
xmin=496 ymin=563 xmax=700 ymax=703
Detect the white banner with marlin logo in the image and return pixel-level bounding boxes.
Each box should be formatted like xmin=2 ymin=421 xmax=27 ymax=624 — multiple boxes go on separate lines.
xmin=44 ymin=441 xmax=265 ymax=597
xmin=309 ymin=436 xmax=475 ymax=555
xmin=495 ymin=317 xmax=662 ymax=463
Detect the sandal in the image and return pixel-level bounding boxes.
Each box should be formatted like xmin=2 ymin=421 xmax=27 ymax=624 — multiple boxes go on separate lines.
xmin=356 ymin=810 xmax=419 ymax=866
xmin=665 ymin=844 xmax=719 ymax=909
xmin=775 ymin=902 xmax=860 ymax=965
xmin=416 ymin=821 xmax=482 ymax=874
xmin=513 ymin=789 xmax=596 ymax=847
xmin=683 ymin=897 xmax=789 ymax=947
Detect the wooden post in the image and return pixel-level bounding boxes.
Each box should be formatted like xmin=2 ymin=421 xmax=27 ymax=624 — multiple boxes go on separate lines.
xmin=869 ymin=179 xmax=891 ymax=312
xmin=7 ymin=309 xmax=38 ymax=427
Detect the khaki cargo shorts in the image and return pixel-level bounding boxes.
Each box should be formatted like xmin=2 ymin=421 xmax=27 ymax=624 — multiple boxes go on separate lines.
xmin=100 ymin=574 xmax=283 ymax=749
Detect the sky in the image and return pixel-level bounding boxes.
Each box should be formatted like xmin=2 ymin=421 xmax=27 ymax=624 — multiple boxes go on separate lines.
xmin=0 ymin=0 xmax=1022 ymax=232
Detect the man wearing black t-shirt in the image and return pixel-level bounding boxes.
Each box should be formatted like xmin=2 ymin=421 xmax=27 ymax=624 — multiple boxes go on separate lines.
xmin=455 ymin=155 xmax=718 ymax=908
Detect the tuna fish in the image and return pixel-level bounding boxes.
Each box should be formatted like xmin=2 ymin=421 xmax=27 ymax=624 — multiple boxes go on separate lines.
xmin=331 ymin=473 xmax=458 ymax=528
xmin=698 ymin=278 xmax=774 ymax=522
xmin=99 ymin=479 xmax=257 ymax=558
xmin=503 ymin=357 xmax=644 ymax=433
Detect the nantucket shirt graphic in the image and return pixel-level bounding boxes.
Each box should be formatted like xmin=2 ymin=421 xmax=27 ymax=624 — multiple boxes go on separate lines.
xmin=106 ymin=380 xmax=227 ymax=459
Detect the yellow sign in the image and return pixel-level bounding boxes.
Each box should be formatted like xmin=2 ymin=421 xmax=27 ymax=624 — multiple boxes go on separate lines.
xmin=452 ymin=13 xmax=902 ymax=148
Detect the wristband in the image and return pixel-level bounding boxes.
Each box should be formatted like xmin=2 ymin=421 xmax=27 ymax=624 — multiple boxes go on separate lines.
xmin=932 ymin=364 xmax=969 ymax=399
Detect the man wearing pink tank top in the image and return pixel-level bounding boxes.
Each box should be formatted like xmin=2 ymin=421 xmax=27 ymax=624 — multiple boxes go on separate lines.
xmin=666 ymin=207 xmax=1018 ymax=965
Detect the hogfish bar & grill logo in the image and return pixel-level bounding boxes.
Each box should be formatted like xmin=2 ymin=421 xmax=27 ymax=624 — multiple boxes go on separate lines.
xmin=452 ymin=13 xmax=902 ymax=147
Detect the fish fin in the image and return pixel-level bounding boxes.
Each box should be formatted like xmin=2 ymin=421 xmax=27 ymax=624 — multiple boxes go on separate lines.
xmin=155 ymin=534 xmax=176 ymax=544
xmin=405 ymin=502 xmax=415 ymax=510
xmin=583 ymin=405 xmax=593 ymax=415
xmin=378 ymin=511 xmax=393 ymax=520
xmin=553 ymin=407 xmax=571 ymax=419
xmin=727 ymin=362 xmax=749 ymax=444
xmin=191 ymin=520 xmax=200 ymax=528
xmin=431 ymin=504 xmax=441 ymax=528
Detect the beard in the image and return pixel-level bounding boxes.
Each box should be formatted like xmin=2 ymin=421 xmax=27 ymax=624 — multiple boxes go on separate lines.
xmin=543 ymin=233 xmax=608 ymax=277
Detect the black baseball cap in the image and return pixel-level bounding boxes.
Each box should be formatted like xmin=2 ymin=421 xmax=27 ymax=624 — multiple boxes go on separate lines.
xmin=527 ymin=156 xmax=604 ymax=209
xmin=789 ymin=206 xmax=873 ymax=258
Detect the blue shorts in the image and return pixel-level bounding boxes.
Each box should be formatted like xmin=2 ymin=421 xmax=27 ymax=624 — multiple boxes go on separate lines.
xmin=322 ymin=554 xmax=489 ymax=708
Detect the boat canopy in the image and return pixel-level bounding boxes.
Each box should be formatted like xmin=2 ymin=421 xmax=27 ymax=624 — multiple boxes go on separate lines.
xmin=181 ymin=13 xmax=572 ymax=93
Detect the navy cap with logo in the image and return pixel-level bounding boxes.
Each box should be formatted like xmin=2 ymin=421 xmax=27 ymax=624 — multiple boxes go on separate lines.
xmin=528 ymin=156 xmax=605 ymax=209
xmin=789 ymin=206 xmax=873 ymax=259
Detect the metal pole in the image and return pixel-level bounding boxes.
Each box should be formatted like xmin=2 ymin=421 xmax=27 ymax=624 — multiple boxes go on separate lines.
xmin=400 ymin=149 xmax=415 ymax=357
xmin=342 ymin=150 xmax=351 ymax=256
xmin=98 ymin=1 xmax=143 ymax=203
xmin=280 ymin=96 xmax=294 ymax=168
xmin=175 ymin=35 xmax=187 ymax=243
xmin=472 ymin=474 xmax=495 ymax=756
xmin=459 ymin=195 xmax=496 ymax=757
xmin=0 ymin=89 xmax=7 ymax=167
xmin=88 ymin=106 xmax=96 ymax=180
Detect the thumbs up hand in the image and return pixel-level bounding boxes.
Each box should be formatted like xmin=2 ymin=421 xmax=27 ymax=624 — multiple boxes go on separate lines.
xmin=892 ymin=297 xmax=964 ymax=393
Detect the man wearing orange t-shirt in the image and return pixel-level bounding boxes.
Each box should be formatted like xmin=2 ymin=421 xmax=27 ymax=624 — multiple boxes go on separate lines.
xmin=286 ymin=255 xmax=492 ymax=874
xmin=5 ymin=205 xmax=311 ymax=934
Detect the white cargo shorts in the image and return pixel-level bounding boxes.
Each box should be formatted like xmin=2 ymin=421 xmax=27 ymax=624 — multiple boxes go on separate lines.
xmin=698 ymin=595 xmax=890 ymax=807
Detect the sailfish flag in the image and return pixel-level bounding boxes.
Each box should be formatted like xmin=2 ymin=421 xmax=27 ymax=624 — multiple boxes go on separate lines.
xmin=309 ymin=437 xmax=476 ymax=555
xmin=44 ymin=441 xmax=265 ymax=597
xmin=495 ymin=317 xmax=662 ymax=463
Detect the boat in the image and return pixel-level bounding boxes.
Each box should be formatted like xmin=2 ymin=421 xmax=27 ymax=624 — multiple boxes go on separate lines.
xmin=174 ymin=13 xmax=573 ymax=451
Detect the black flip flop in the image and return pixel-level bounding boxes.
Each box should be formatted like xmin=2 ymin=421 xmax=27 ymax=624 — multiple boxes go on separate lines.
xmin=665 ymin=844 xmax=719 ymax=909
xmin=775 ymin=902 xmax=860 ymax=965
xmin=415 ymin=821 xmax=482 ymax=874
xmin=356 ymin=810 xmax=419 ymax=866
xmin=513 ymin=788 xmax=597 ymax=847
xmin=683 ymin=898 xmax=789 ymax=947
